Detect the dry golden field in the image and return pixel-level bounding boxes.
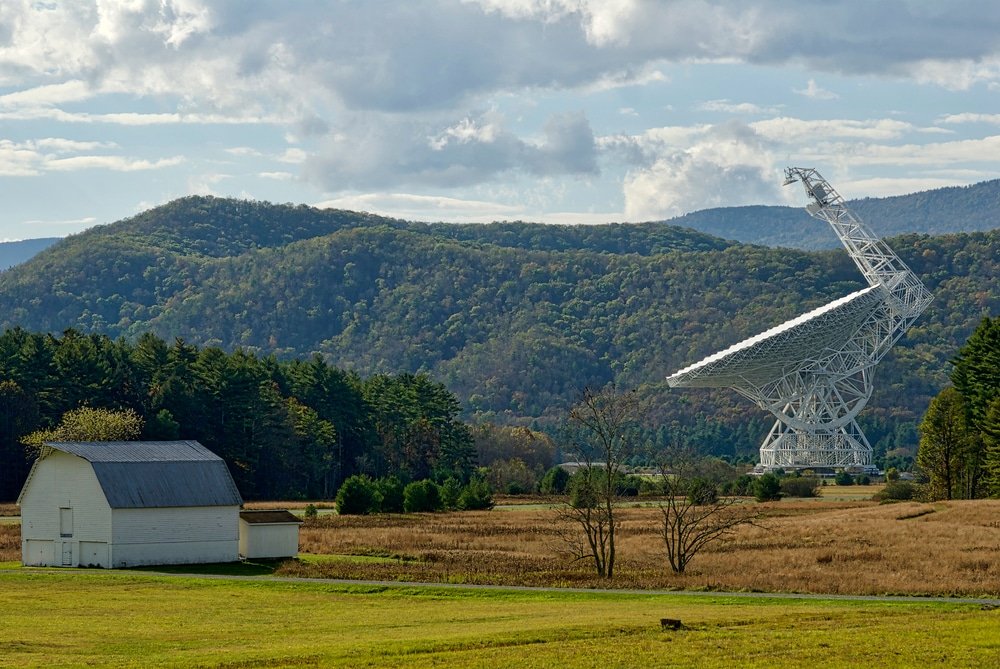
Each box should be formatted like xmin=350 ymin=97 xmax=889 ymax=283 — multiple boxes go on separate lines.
xmin=3 ymin=497 xmax=998 ymax=598
xmin=283 ymin=498 xmax=1000 ymax=597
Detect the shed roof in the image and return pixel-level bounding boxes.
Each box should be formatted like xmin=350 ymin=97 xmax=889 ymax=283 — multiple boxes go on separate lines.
xmin=37 ymin=441 xmax=243 ymax=509
xmin=239 ymin=510 xmax=302 ymax=524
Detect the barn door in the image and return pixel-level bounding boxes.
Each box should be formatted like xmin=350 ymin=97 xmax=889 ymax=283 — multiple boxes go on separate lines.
xmin=59 ymin=508 xmax=73 ymax=537
xmin=61 ymin=542 xmax=72 ymax=566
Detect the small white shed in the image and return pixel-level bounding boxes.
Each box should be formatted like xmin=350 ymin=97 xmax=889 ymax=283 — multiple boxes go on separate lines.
xmin=238 ymin=510 xmax=302 ymax=559
xmin=17 ymin=440 xmax=243 ymax=568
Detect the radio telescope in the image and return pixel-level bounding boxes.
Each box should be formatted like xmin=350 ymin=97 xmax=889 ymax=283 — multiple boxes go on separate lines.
xmin=667 ymin=167 xmax=932 ymax=473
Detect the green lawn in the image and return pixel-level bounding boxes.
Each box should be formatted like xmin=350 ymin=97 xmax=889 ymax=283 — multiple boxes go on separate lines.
xmin=0 ymin=569 xmax=996 ymax=668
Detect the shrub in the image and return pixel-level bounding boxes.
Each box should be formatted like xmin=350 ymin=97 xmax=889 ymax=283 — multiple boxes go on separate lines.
xmin=458 ymin=477 xmax=494 ymax=510
xmin=403 ymin=479 xmax=443 ymax=512
xmin=568 ymin=470 xmax=600 ymax=509
xmin=780 ymin=476 xmax=821 ymax=498
xmin=439 ymin=477 xmax=463 ymax=509
xmin=303 ymin=503 xmax=318 ymax=519
xmin=686 ymin=477 xmax=719 ymax=505
xmin=618 ymin=474 xmax=644 ymax=497
xmin=857 ymin=475 xmax=871 ymax=485
xmin=505 ymin=481 xmax=530 ymax=495
xmin=754 ymin=473 xmax=782 ymax=502
xmin=539 ymin=466 xmax=571 ymax=494
xmin=721 ymin=474 xmax=755 ymax=496
xmin=874 ymin=481 xmax=916 ymax=502
xmin=885 ymin=467 xmax=900 ymax=482
xmin=335 ymin=475 xmax=381 ymax=515
xmin=834 ymin=471 xmax=855 ymax=486
xmin=376 ymin=476 xmax=405 ymax=513
xmin=639 ymin=477 xmax=665 ymax=496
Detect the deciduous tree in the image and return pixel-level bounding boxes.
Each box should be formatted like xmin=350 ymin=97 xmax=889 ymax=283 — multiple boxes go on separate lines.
xmin=917 ymin=387 xmax=974 ymax=500
xmin=557 ymin=384 xmax=647 ymax=580
xmin=657 ymin=445 xmax=759 ymax=574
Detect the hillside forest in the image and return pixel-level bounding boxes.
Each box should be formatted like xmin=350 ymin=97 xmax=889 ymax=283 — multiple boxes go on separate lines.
xmin=0 ymin=196 xmax=997 ymax=500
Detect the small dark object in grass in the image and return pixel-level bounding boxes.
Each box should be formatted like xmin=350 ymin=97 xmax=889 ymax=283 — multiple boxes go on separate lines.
xmin=660 ymin=618 xmax=682 ymax=630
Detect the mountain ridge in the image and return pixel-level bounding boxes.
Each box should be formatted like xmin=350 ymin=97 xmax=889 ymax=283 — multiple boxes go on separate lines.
xmin=0 ymin=194 xmax=996 ymax=464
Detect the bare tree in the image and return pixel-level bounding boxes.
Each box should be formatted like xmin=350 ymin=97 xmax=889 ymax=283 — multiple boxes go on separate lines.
xmin=658 ymin=444 xmax=759 ymax=574
xmin=557 ymin=384 xmax=647 ymax=579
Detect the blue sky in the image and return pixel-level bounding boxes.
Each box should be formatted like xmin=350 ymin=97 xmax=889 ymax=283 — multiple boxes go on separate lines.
xmin=3 ymin=1 xmax=1000 ymax=239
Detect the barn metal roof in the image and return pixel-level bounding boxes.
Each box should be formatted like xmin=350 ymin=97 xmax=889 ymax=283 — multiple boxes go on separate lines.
xmin=44 ymin=441 xmax=243 ymax=509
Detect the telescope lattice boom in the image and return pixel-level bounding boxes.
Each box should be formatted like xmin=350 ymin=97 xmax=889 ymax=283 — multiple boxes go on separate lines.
xmin=667 ymin=167 xmax=932 ymax=472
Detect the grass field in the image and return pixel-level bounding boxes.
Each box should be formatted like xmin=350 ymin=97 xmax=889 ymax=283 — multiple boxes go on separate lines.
xmin=0 ymin=568 xmax=997 ymax=668
xmin=2 ymin=498 xmax=999 ymax=596
xmin=286 ymin=499 xmax=1000 ymax=596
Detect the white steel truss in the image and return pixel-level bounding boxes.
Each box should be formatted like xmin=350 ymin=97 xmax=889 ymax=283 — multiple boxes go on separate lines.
xmin=667 ymin=167 xmax=932 ymax=472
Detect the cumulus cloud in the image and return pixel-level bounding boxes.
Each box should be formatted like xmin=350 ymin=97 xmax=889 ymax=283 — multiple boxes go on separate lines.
xmin=4 ymin=1 xmax=1000 ymax=221
xmin=0 ymin=138 xmax=182 ymax=175
xmin=620 ymin=121 xmax=781 ymax=220
xmin=794 ymin=79 xmax=838 ymax=100
xmin=305 ymin=110 xmax=597 ymax=190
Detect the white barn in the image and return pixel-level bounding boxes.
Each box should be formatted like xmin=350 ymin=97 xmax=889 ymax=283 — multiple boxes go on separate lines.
xmin=17 ymin=440 xmax=243 ymax=568
xmin=238 ymin=510 xmax=302 ymax=559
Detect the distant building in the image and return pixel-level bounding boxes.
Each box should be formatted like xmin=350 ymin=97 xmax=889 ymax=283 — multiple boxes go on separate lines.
xmin=17 ymin=441 xmax=242 ymax=568
xmin=239 ymin=510 xmax=302 ymax=559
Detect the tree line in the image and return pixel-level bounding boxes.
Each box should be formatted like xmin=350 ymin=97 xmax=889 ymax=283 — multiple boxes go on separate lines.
xmin=0 ymin=328 xmax=475 ymax=502
xmin=917 ymin=316 xmax=1000 ymax=499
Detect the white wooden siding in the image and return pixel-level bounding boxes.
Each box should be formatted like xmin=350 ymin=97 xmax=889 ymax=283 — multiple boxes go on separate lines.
xmin=239 ymin=522 xmax=300 ymax=559
xmin=110 ymin=506 xmax=239 ymax=567
xmin=20 ymin=449 xmax=240 ymax=568
xmin=20 ymin=451 xmax=112 ymax=566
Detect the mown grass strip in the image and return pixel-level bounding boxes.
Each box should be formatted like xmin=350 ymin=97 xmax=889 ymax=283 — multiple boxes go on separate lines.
xmin=0 ymin=569 xmax=997 ymax=668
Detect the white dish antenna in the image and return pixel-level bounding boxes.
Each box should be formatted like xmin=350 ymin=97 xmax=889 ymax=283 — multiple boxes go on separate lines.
xmin=668 ymin=168 xmax=932 ymax=472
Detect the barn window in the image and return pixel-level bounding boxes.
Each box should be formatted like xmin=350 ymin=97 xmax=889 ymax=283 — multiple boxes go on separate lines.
xmin=59 ymin=508 xmax=73 ymax=537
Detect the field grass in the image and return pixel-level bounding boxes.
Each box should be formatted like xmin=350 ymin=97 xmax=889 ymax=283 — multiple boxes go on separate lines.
xmin=3 ymin=498 xmax=998 ymax=598
xmin=0 ymin=568 xmax=997 ymax=668
xmin=286 ymin=499 xmax=1000 ymax=596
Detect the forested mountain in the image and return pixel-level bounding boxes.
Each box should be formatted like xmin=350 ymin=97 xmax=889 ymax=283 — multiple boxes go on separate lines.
xmin=0 ymin=238 xmax=59 ymax=271
xmin=0 ymin=196 xmax=997 ymax=468
xmin=668 ymin=179 xmax=1000 ymax=249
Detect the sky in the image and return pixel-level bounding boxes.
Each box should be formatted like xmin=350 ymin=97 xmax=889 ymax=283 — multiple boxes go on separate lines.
xmin=4 ymin=1 xmax=1000 ymax=240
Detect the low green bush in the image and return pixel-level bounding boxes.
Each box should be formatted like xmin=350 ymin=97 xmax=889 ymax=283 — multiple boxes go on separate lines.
xmin=754 ymin=473 xmax=782 ymax=502
xmin=458 ymin=477 xmax=494 ymax=510
xmin=335 ymin=475 xmax=381 ymax=515
xmin=874 ymin=480 xmax=916 ymax=502
xmin=686 ymin=477 xmax=719 ymax=505
xmin=780 ymin=476 xmax=821 ymax=498
xmin=376 ymin=476 xmax=405 ymax=513
xmin=539 ymin=466 xmax=570 ymax=494
xmin=834 ymin=471 xmax=855 ymax=486
xmin=403 ymin=479 xmax=443 ymax=512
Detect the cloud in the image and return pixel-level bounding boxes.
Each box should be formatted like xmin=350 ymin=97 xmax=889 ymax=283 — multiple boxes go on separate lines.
xmin=0 ymin=108 xmax=285 ymax=125
xmin=794 ymin=79 xmax=838 ymax=100
xmin=315 ymin=192 xmax=522 ymax=220
xmin=305 ymin=110 xmax=597 ymax=190
xmin=698 ymin=99 xmax=782 ymax=115
xmin=751 ymin=118 xmax=915 ymax=142
xmin=6 ymin=1 xmax=1000 ymax=127
xmin=4 ymin=1 xmax=1000 ymax=221
xmin=939 ymin=112 xmax=1000 ymax=125
xmin=45 ymin=155 xmax=186 ymax=172
xmin=314 ymin=191 xmax=618 ymax=224
xmin=621 ymin=121 xmax=781 ymax=220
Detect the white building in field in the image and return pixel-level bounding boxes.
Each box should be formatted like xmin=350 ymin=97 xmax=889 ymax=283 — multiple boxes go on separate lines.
xmin=17 ymin=441 xmax=243 ymax=568
xmin=238 ymin=510 xmax=302 ymax=559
